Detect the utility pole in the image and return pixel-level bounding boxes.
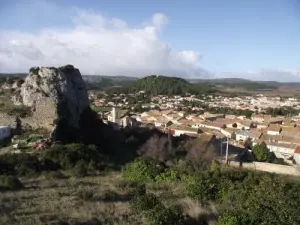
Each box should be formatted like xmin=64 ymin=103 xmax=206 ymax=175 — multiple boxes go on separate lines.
xmin=220 ymin=137 xmax=223 ymax=157
xmin=225 ymin=137 xmax=229 ymax=164
xmin=220 ymin=136 xmax=229 ymax=164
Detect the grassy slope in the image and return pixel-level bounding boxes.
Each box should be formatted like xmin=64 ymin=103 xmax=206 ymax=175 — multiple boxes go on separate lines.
xmin=0 ymin=171 xmax=216 ymax=225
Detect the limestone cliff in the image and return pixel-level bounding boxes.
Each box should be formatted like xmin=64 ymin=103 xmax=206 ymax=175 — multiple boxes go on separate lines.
xmin=17 ymin=65 xmax=90 ymax=140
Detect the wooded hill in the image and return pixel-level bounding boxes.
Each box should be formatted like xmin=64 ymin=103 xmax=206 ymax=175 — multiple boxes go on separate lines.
xmin=106 ymin=75 xmax=216 ymax=95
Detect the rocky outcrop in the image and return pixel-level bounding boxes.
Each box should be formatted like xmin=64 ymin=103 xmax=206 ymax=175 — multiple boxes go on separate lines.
xmin=16 ymin=65 xmax=90 ymax=140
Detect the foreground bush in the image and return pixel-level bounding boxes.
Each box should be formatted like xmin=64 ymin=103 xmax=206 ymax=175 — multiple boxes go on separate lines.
xmin=0 ymin=153 xmax=42 ymax=176
xmin=181 ymin=167 xmax=300 ymax=225
xmin=0 ymin=175 xmax=23 ymax=190
xmin=155 ymin=169 xmax=179 ymax=182
xmin=42 ymin=143 xmax=108 ymax=171
xmin=123 ymin=158 xmax=165 ymax=182
xmin=130 ymin=192 xmax=184 ymax=225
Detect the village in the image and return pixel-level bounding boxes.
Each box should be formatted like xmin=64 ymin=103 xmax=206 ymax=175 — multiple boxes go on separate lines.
xmin=89 ymin=91 xmax=300 ymax=167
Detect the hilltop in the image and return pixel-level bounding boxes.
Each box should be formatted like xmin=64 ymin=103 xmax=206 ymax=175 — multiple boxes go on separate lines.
xmin=104 ymin=75 xmax=217 ymax=96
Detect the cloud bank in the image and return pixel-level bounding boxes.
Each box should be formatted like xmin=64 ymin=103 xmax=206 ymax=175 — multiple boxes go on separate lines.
xmin=219 ymin=69 xmax=300 ymax=82
xmin=0 ymin=1 xmax=209 ymax=78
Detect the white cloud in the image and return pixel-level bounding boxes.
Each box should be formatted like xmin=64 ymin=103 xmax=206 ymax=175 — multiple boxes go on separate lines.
xmin=0 ymin=2 xmax=208 ymax=78
xmin=219 ymin=68 xmax=300 ymax=82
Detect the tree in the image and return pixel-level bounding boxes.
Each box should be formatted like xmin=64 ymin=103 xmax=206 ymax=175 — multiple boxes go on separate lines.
xmin=252 ymin=142 xmax=270 ymax=162
xmin=232 ymin=123 xmax=237 ymax=128
xmin=137 ymin=134 xmax=172 ymax=162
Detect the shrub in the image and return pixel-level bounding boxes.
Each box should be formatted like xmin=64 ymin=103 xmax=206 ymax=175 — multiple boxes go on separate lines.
xmin=77 ymin=188 xmax=94 ymax=200
xmin=218 ymin=214 xmax=239 ymax=225
xmin=27 ymin=135 xmax=43 ymax=143
xmin=130 ymin=192 xmax=184 ymax=225
xmin=0 ymin=175 xmax=23 ymax=190
xmin=42 ymin=144 xmax=107 ymax=171
xmin=0 ymin=153 xmax=42 ymax=176
xmin=43 ymin=170 xmax=65 ymax=179
xmin=71 ymin=161 xmax=88 ymax=177
xmin=252 ymin=142 xmax=270 ymax=162
xmin=123 ymin=158 xmax=165 ymax=182
xmin=155 ymin=169 xmax=179 ymax=182
xmin=101 ymin=190 xmax=120 ymax=201
xmin=184 ymin=171 xmax=220 ymax=205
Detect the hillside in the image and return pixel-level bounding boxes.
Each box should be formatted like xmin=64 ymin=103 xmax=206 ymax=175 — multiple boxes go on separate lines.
xmin=131 ymin=75 xmax=192 ymax=95
xmin=106 ymin=75 xmax=217 ymax=95
xmin=83 ymin=75 xmax=137 ymax=90
xmin=2 ymin=73 xmax=300 ymax=95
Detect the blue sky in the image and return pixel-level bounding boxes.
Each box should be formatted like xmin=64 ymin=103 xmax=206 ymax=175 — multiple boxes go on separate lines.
xmin=0 ymin=0 xmax=300 ymax=81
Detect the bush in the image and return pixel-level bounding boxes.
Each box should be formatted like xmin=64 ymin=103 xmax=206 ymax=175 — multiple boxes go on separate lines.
xmin=101 ymin=190 xmax=120 ymax=201
xmin=0 ymin=175 xmax=23 ymax=190
xmin=71 ymin=161 xmax=88 ymax=177
xmin=218 ymin=214 xmax=239 ymax=225
xmin=130 ymin=192 xmax=184 ymax=225
xmin=0 ymin=153 xmax=42 ymax=176
xmin=77 ymin=188 xmax=94 ymax=200
xmin=42 ymin=144 xmax=107 ymax=171
xmin=43 ymin=170 xmax=65 ymax=179
xmin=252 ymin=142 xmax=270 ymax=162
xmin=27 ymin=135 xmax=43 ymax=143
xmin=155 ymin=169 xmax=179 ymax=182
xmin=123 ymin=158 xmax=165 ymax=182
xmin=184 ymin=171 xmax=220 ymax=205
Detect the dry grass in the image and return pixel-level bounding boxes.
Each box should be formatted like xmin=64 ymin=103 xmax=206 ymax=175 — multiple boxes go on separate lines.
xmin=0 ymin=171 xmax=217 ymax=225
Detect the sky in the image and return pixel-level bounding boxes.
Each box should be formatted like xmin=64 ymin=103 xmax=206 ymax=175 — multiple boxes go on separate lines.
xmin=0 ymin=0 xmax=300 ymax=81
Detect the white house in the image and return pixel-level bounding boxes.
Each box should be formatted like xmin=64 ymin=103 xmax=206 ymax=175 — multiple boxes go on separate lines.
xmin=235 ymin=130 xmax=262 ymax=142
xmin=267 ymin=124 xmax=282 ymax=136
xmin=294 ymin=146 xmax=300 ymax=165
xmin=265 ymin=142 xmax=295 ymax=158
xmin=168 ymin=124 xmax=199 ymax=137
xmin=107 ymin=107 xmax=135 ymax=129
xmin=0 ymin=126 xmax=11 ymax=140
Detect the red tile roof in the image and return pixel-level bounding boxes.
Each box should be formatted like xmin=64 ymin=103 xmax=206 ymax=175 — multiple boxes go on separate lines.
xmin=295 ymin=146 xmax=300 ymax=154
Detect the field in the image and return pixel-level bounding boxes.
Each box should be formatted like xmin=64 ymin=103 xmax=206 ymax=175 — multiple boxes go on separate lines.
xmin=0 ymin=171 xmax=215 ymax=225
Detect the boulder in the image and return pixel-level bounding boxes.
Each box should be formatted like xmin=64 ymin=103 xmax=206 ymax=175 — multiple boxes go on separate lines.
xmin=17 ymin=65 xmax=90 ymax=141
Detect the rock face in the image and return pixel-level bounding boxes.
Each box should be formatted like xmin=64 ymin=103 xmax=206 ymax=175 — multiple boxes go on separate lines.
xmin=18 ymin=65 xmax=90 ymax=140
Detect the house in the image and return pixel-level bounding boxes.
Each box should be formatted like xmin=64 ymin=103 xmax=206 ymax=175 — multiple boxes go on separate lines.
xmin=153 ymin=116 xmax=172 ymax=128
xmin=256 ymin=121 xmax=269 ymax=130
xmin=235 ymin=130 xmax=262 ymax=142
xmin=251 ymin=114 xmax=271 ymax=123
xmin=168 ymin=124 xmax=199 ymax=137
xmin=197 ymin=121 xmax=225 ymax=131
xmin=220 ymin=127 xmax=238 ymax=138
xmin=264 ymin=141 xmax=296 ymax=158
xmin=214 ymin=118 xmax=237 ymax=128
xmin=294 ymin=146 xmax=300 ymax=165
xmin=251 ymin=114 xmax=264 ymax=123
xmin=236 ymin=119 xmax=253 ymax=130
xmin=107 ymin=107 xmax=135 ymax=129
xmin=199 ymin=112 xmax=224 ymax=121
xmin=267 ymin=124 xmax=282 ymax=135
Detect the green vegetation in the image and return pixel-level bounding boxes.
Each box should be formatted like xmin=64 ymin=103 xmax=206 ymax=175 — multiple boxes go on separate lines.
xmin=265 ymin=106 xmax=300 ymax=116
xmin=0 ymin=90 xmax=32 ymax=118
xmin=0 ymin=175 xmax=23 ymax=190
xmin=106 ymin=75 xmax=217 ymax=96
xmin=225 ymin=82 xmax=278 ymax=91
xmin=130 ymin=192 xmax=184 ymax=225
xmin=84 ymin=75 xmax=136 ymax=90
xmin=0 ymin=143 xmax=108 ymax=177
xmin=1 ymin=107 xmax=300 ymax=224
xmin=252 ymin=142 xmax=271 ymax=162
xmin=123 ymin=158 xmax=165 ymax=182
xmin=123 ymin=158 xmax=300 ymax=225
